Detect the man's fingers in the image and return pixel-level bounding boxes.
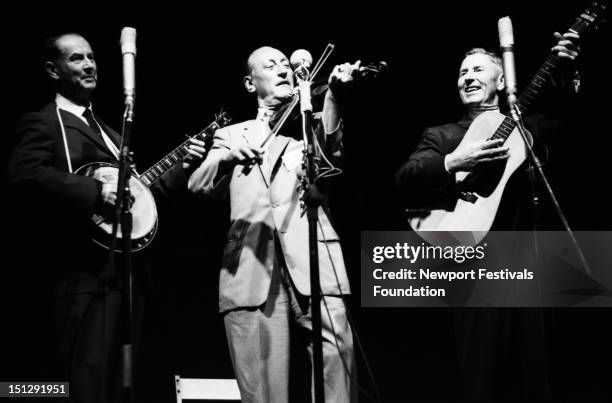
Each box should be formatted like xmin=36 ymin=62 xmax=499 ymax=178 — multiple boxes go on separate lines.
xmin=189 ymin=138 xmax=206 ymax=147
xmin=239 ymin=148 xmax=256 ymax=161
xmin=553 ymin=47 xmax=579 ymax=60
xmin=553 ymin=40 xmax=579 ymax=52
xmin=248 ymin=144 xmax=265 ymax=158
xmin=190 ymin=145 xmax=207 ymax=154
xmin=562 ymin=32 xmax=580 ymax=41
xmin=230 ymin=143 xmax=266 ymax=165
xmin=482 ymin=154 xmax=510 ymax=163
xmin=332 ymin=61 xmax=361 ymax=82
xmin=186 ymin=149 xmax=204 ymax=159
xmin=480 ymin=139 xmax=505 ymax=149
xmin=101 ymin=184 xmax=118 ymax=206
xmin=552 ymin=31 xmax=580 ymax=58
xmin=240 ymin=146 xmax=264 ymax=161
xmin=481 ymin=146 xmax=509 ymax=156
xmin=475 ymin=146 xmax=509 ymax=161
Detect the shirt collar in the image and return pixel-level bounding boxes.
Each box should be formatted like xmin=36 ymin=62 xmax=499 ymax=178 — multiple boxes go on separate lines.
xmin=256 ymin=107 xmax=275 ymax=121
xmin=55 ymin=93 xmax=92 ymax=118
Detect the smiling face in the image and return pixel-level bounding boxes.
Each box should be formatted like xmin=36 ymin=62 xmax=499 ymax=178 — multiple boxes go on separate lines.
xmin=46 ymin=34 xmax=97 ymax=105
xmin=457 ymin=52 xmax=504 ymax=109
xmin=244 ymin=46 xmax=294 ymax=108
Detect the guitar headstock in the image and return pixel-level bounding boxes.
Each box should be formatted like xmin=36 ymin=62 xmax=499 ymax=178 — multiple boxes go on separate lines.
xmin=573 ymin=1 xmax=608 ymax=33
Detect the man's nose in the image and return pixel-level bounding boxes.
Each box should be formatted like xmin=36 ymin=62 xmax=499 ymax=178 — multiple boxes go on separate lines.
xmin=277 ymin=65 xmax=290 ymax=77
xmin=83 ymin=58 xmax=95 ymax=70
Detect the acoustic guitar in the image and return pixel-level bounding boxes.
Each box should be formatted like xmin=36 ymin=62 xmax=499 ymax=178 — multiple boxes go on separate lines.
xmin=408 ymin=1 xmax=607 ymax=245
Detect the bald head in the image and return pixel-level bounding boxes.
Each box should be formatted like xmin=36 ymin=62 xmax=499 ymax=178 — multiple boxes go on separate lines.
xmin=243 ymin=46 xmax=294 ymax=107
xmin=44 ymin=33 xmax=97 ymax=106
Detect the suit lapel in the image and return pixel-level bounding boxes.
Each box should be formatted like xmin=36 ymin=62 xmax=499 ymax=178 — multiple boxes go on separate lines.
xmin=97 ymin=118 xmax=122 ymax=148
xmin=267 ymin=134 xmax=291 ymax=179
xmin=59 ymin=109 xmax=118 ymax=158
xmin=240 ymin=119 xmax=293 ymax=183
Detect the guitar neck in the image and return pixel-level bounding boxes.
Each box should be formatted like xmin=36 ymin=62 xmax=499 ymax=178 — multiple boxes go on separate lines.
xmin=488 ymin=1 xmax=605 ymax=143
xmin=139 ymin=121 xmax=221 ymax=187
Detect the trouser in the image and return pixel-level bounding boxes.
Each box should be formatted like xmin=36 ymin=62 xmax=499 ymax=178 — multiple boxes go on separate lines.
xmin=453 ymin=308 xmax=551 ymax=400
xmin=223 ymin=254 xmax=356 ymax=403
xmin=54 ymin=284 xmax=144 ymax=403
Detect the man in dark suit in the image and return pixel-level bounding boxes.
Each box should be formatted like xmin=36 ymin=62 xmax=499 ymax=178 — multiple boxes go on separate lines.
xmin=396 ymin=32 xmax=580 ymax=228
xmin=7 ymin=32 xmax=205 ymax=402
xmin=394 ymin=33 xmax=580 ymax=400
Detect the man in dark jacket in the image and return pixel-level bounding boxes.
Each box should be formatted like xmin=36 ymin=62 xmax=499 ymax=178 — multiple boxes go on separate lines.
xmin=7 ymin=32 xmax=205 ymax=402
xmin=395 ymin=32 xmax=580 ymax=400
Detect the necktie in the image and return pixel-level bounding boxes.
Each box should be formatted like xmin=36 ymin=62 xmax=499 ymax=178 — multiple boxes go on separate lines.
xmin=82 ymin=108 xmax=102 ymax=137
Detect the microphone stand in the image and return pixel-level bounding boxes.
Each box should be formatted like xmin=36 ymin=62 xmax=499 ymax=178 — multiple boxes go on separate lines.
xmin=114 ymin=99 xmax=136 ymax=403
xmin=296 ymin=66 xmax=325 ymax=403
xmin=509 ymin=101 xmax=591 ymax=275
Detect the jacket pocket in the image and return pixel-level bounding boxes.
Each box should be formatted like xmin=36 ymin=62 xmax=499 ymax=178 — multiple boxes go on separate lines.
xmin=223 ymin=220 xmax=251 ymax=273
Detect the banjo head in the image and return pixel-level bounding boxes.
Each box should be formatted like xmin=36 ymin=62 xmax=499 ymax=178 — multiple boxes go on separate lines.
xmin=76 ymin=162 xmax=158 ymax=252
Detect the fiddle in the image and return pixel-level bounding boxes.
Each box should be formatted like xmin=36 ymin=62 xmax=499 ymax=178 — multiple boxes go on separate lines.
xmin=263 ymin=60 xmax=388 ymax=146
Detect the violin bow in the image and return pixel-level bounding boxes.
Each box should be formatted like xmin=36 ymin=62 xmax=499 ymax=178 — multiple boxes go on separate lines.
xmin=260 ymin=43 xmax=336 ymax=147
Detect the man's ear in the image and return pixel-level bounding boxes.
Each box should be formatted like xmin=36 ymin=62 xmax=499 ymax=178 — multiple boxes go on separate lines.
xmin=243 ymin=75 xmax=256 ymax=93
xmin=45 ymin=61 xmax=59 ymax=80
xmin=497 ymin=72 xmax=505 ymax=92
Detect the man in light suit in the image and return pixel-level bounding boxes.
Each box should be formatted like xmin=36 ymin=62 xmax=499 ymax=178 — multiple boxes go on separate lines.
xmin=188 ymin=46 xmax=360 ymax=402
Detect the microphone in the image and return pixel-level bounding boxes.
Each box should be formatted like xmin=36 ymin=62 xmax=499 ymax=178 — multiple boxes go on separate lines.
xmin=290 ymin=49 xmax=313 ymax=81
xmin=120 ymin=27 xmax=137 ymax=109
xmin=498 ymin=17 xmax=517 ymax=107
xmin=290 ymin=49 xmax=314 ymax=113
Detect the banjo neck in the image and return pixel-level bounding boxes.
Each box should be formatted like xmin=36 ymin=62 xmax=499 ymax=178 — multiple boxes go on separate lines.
xmin=139 ymin=111 xmax=231 ymax=187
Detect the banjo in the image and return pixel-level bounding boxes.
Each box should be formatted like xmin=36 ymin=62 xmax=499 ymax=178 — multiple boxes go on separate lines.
xmin=76 ymin=111 xmax=232 ymax=251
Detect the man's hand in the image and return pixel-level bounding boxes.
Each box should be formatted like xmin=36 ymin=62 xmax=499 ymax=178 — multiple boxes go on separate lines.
xmin=101 ymin=182 xmax=117 ymax=206
xmin=322 ymin=60 xmax=362 ymax=134
xmin=552 ymin=31 xmax=580 ymax=61
xmin=99 ymin=180 xmax=135 ymax=221
xmin=221 ymin=143 xmax=265 ymax=169
xmin=183 ymin=137 xmax=207 ymax=170
xmin=99 ymin=182 xmax=118 ymax=221
xmin=445 ymin=139 xmax=509 ymax=173
xmin=328 ymin=60 xmax=362 ymax=99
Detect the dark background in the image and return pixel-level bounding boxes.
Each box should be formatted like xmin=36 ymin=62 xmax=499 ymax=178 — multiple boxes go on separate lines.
xmin=3 ymin=0 xmax=611 ymax=401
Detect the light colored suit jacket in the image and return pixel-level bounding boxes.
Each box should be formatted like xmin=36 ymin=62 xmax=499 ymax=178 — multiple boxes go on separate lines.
xmin=189 ymin=117 xmax=350 ymax=312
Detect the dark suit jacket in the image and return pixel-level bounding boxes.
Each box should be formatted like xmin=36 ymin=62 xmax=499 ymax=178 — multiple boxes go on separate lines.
xmin=7 ymin=101 xmax=191 ymax=402
xmin=8 ymin=102 xmax=188 ymax=296
xmin=8 ymin=103 xmax=122 ymax=293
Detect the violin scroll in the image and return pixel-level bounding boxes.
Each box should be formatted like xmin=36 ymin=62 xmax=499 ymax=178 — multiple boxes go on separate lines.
xmin=355 ymin=61 xmax=388 ymax=79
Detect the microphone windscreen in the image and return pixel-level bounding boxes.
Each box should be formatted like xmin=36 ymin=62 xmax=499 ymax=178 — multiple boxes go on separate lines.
xmin=120 ymin=27 xmax=137 ymax=55
xmin=498 ymin=17 xmax=514 ymax=48
xmin=290 ymin=49 xmax=313 ymax=69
